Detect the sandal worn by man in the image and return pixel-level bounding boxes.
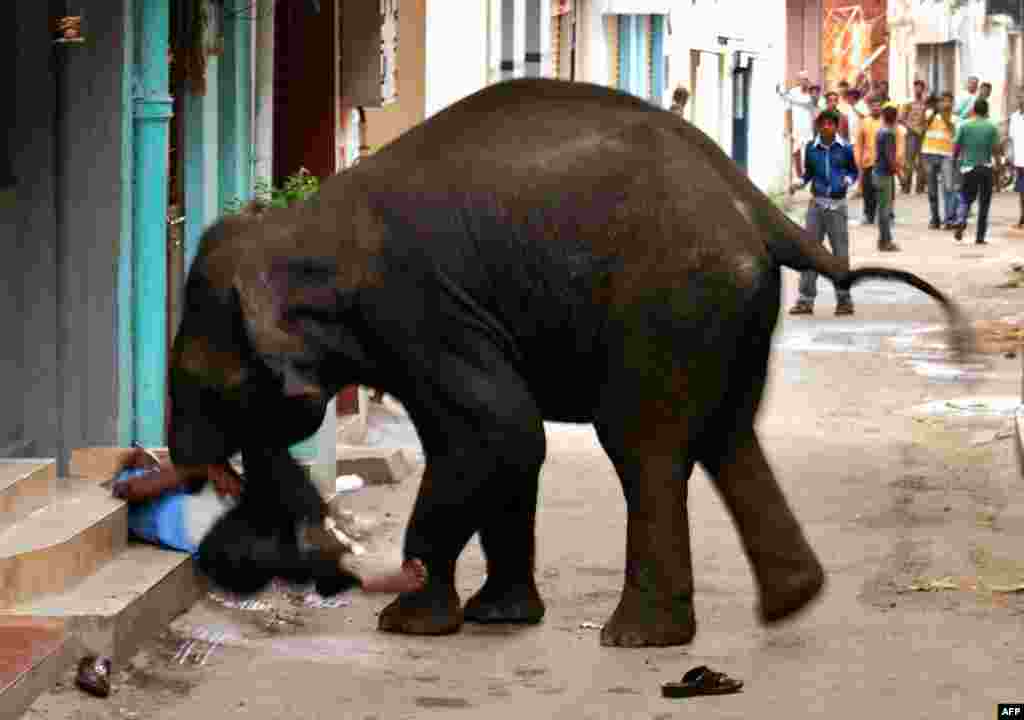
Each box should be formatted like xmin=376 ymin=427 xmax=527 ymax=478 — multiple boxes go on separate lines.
xmin=661 ymin=666 xmax=744 ymax=698
xmin=788 ymin=301 xmax=813 ymax=316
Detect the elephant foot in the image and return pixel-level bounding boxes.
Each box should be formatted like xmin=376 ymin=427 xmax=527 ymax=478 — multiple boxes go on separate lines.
xmin=464 ymin=579 xmax=545 ymax=624
xmin=759 ymin=563 xmax=826 ymax=624
xmin=377 ymin=581 xmax=463 ymax=636
xmin=599 ymin=592 xmax=696 ymax=648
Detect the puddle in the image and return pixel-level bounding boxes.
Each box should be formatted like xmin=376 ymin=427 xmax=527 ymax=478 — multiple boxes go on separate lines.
xmin=902 ymin=396 xmax=1021 ymax=418
xmin=779 ymin=322 xmax=926 ymax=354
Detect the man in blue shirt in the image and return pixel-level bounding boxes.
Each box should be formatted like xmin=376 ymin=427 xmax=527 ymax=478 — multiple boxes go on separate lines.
xmin=789 ymin=110 xmax=859 ymax=316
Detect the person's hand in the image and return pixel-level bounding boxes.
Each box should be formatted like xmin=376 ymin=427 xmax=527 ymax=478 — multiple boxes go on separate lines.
xmin=112 ymin=463 xmax=182 ymax=503
xmin=208 ymin=463 xmax=243 ymax=499
xmin=789 ymin=182 xmax=804 ymax=194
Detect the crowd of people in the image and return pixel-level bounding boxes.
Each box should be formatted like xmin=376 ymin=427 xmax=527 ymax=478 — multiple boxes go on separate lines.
xmin=775 ymin=70 xmax=1024 ymax=316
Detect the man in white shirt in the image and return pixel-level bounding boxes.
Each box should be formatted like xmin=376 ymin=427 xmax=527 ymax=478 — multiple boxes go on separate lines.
xmin=778 ymin=71 xmax=818 ymax=185
xmin=1009 ymin=89 xmax=1024 ymax=228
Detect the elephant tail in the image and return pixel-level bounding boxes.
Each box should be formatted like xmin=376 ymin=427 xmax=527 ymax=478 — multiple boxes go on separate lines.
xmin=836 ymin=267 xmax=974 ymax=364
xmin=763 ymin=205 xmax=974 ymax=365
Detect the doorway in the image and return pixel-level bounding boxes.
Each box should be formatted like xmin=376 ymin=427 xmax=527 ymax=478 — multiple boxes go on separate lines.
xmin=732 ymin=59 xmax=752 ymax=172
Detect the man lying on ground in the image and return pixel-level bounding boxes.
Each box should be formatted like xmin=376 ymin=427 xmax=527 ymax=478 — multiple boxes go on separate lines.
xmin=112 ymin=446 xmax=426 ymax=595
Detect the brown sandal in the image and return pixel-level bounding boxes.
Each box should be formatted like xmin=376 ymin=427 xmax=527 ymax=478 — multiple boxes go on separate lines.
xmin=661 ymin=666 xmax=743 ymax=698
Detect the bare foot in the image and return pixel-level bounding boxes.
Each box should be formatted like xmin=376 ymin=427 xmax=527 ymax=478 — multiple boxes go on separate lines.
xmin=360 ymin=559 xmax=428 ymax=594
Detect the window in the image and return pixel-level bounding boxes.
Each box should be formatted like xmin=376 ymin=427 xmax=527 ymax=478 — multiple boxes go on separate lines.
xmin=613 ymin=14 xmax=666 ymax=105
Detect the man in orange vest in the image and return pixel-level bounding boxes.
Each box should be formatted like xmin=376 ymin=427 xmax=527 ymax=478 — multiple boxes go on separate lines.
xmin=855 ymin=95 xmax=883 ymax=224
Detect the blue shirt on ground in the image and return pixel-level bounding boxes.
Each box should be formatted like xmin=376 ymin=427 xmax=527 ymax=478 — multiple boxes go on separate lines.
xmin=801 ymin=135 xmax=858 ymax=198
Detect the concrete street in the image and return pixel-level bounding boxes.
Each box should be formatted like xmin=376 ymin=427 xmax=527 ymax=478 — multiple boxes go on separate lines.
xmin=31 ymin=193 xmax=1024 ymax=720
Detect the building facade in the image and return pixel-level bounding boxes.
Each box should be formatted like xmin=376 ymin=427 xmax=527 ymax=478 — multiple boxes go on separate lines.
xmin=888 ymin=0 xmax=1023 ymax=119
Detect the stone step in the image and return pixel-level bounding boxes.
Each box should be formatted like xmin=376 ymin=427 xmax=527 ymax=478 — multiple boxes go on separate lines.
xmin=5 ymin=542 xmax=202 ymax=665
xmin=0 ymin=460 xmax=57 ymax=531
xmin=0 ymin=617 xmax=74 ymax=720
xmin=0 ymin=483 xmax=126 ymax=609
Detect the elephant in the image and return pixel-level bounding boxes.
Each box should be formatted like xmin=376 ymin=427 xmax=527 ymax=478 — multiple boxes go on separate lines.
xmin=167 ymin=78 xmax=971 ymax=647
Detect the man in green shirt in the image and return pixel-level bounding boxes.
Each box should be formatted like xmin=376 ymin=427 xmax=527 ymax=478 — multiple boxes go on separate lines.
xmin=952 ymin=98 xmax=1002 ymax=244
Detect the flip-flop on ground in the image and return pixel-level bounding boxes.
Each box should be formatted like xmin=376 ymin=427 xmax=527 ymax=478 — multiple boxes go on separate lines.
xmin=661 ymin=666 xmax=743 ymax=698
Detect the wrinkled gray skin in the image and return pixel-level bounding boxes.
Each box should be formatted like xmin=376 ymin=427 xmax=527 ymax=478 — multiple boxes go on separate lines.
xmin=168 ymin=78 xmax=970 ymax=647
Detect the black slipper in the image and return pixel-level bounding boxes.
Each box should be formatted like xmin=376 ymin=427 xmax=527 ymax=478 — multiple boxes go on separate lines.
xmin=661 ymin=666 xmax=743 ymax=698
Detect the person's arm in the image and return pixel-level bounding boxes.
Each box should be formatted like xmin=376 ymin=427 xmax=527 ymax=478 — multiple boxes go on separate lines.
xmin=791 ymin=143 xmax=813 ymax=193
xmin=952 ymin=125 xmax=963 ymax=164
xmin=843 ymin=145 xmax=859 ymax=187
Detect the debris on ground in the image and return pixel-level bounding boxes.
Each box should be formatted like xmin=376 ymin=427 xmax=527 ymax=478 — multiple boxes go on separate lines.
xmin=661 ymin=666 xmax=744 ymax=698
xmin=208 ymin=593 xmax=273 ymax=613
xmin=998 ymin=263 xmax=1024 ymax=289
xmin=172 ymin=627 xmax=236 ymax=665
xmin=335 ymin=474 xmax=365 ymax=494
xmin=578 ymin=621 xmax=604 ymax=630
xmin=75 ymin=655 xmax=112 ymax=698
xmin=904 ymin=577 xmax=963 ymax=592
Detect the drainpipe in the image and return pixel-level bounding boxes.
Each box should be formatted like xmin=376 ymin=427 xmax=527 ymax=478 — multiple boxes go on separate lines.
xmin=132 ymin=0 xmax=173 ymax=446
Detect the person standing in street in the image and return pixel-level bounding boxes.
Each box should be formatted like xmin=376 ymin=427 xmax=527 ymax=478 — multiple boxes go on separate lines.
xmin=856 ymin=96 xmax=883 ymax=224
xmin=671 ymin=86 xmax=690 ymax=119
xmin=1009 ymin=89 xmax=1024 ymax=229
xmin=922 ymin=91 xmax=960 ymax=229
xmin=788 ymin=110 xmax=859 ymax=317
xmin=778 ymin=71 xmax=818 ymax=184
xmin=823 ymin=91 xmax=850 ymax=139
xmin=875 ymin=103 xmax=902 ymax=252
xmin=955 ymin=76 xmax=980 ymax=120
xmin=953 ymin=98 xmax=1001 ymax=245
xmin=899 ymin=79 xmax=929 ymax=194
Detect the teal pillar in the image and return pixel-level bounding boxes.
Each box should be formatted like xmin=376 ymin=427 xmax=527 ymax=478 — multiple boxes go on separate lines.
xmin=618 ymin=16 xmax=632 ymax=93
xmin=220 ymin=2 xmax=253 ymax=212
xmin=132 ymin=0 xmax=173 ymax=446
xmin=650 ymin=15 xmax=665 ymax=106
xmin=184 ymin=55 xmax=220 ymax=271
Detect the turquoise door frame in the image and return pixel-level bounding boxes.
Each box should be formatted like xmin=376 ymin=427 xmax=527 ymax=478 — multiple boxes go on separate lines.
xmin=130 ymin=0 xmax=173 ymax=447
xmin=616 ymin=15 xmax=666 ymax=105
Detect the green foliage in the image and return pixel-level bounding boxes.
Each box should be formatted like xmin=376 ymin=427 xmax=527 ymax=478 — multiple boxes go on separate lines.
xmin=223 ymin=168 xmax=320 ymax=216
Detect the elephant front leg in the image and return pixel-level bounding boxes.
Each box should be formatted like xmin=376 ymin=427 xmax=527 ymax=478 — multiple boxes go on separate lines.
xmin=378 ymin=374 xmax=547 ymax=636
xmin=376 ymin=457 xmax=470 ymax=635
xmin=463 ymin=462 xmax=546 ymax=625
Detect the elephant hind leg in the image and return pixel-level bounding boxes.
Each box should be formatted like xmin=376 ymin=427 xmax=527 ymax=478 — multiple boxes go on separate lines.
xmin=695 ymin=286 xmax=824 ymax=625
xmin=698 ymin=428 xmax=825 ymax=624
xmin=592 ymin=409 xmax=702 ymax=648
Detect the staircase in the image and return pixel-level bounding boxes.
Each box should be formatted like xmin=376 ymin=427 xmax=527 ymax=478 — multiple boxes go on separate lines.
xmin=0 ymin=450 xmax=204 ymax=718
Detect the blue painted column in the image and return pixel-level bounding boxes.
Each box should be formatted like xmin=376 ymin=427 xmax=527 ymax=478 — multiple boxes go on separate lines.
xmin=220 ymin=2 xmax=253 ymax=212
xmin=184 ymin=54 xmax=219 ymax=272
xmin=618 ymin=15 xmax=632 ymax=93
xmin=650 ymin=15 xmax=665 ymax=106
xmin=132 ymin=0 xmax=173 ymax=446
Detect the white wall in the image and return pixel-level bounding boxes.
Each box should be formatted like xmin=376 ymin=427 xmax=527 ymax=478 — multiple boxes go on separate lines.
xmin=664 ymin=0 xmax=789 ymax=194
xmin=424 ymin=0 xmax=489 ymax=118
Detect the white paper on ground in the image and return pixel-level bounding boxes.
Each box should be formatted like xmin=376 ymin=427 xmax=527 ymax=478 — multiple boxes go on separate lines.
xmin=335 ymin=474 xmax=365 ymax=494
